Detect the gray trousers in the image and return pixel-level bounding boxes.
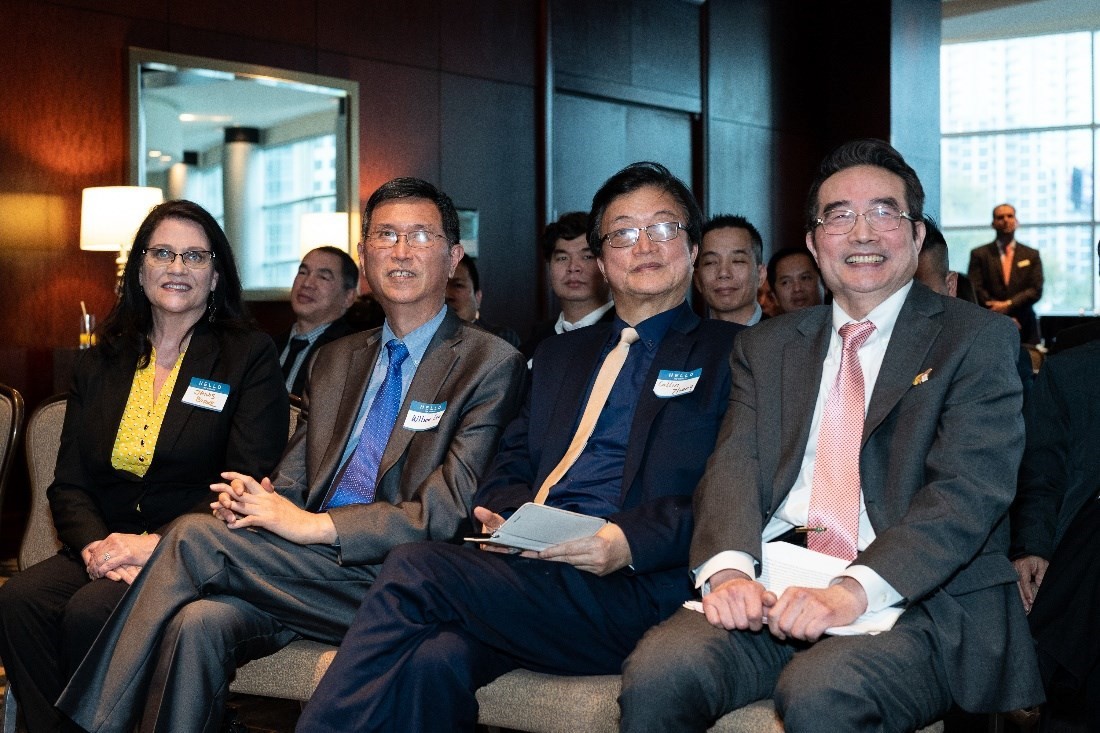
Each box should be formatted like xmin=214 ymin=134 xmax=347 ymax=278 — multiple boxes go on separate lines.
xmin=619 ymin=606 xmax=953 ymax=733
xmin=55 ymin=514 xmax=378 ymax=733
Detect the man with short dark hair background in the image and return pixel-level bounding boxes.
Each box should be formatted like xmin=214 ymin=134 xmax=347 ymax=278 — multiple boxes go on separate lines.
xmin=521 ymin=211 xmax=614 ymax=359
xmin=295 ymin=161 xmax=742 ymax=732
xmin=767 ymin=246 xmax=825 ymax=314
xmin=695 ymin=215 xmax=767 ymax=326
xmin=446 ymin=253 xmax=522 ymax=349
xmin=968 ymin=203 xmax=1044 ymax=344
xmin=276 ymin=245 xmax=360 ymax=397
xmin=58 ymin=178 xmax=527 ymax=733
xmin=620 ymin=140 xmax=1042 ymax=732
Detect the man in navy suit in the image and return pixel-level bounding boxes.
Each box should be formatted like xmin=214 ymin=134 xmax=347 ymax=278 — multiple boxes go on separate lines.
xmin=296 ymin=162 xmax=742 ymax=732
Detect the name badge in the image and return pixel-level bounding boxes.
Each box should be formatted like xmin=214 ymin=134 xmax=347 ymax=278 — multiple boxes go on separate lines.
xmin=182 ymin=377 xmax=230 ymax=412
xmin=652 ymin=368 xmax=701 ymax=398
xmin=1016 ymin=259 xmax=1031 ymax=268
xmin=403 ymin=400 xmax=447 ymax=431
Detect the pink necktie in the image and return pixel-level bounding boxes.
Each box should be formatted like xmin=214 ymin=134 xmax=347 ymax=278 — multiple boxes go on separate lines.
xmin=1001 ymin=242 xmax=1015 ymax=285
xmin=808 ymin=320 xmax=876 ymax=561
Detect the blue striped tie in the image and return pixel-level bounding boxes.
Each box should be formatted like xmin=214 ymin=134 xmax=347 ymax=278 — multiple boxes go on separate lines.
xmin=323 ymin=340 xmax=410 ymax=508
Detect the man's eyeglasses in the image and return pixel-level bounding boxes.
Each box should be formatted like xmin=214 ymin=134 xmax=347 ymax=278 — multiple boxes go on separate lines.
xmin=600 ymin=221 xmax=685 ymax=249
xmin=143 ymin=248 xmax=215 ymax=269
xmin=814 ymin=205 xmax=915 ymax=236
xmin=366 ymin=229 xmax=449 ymax=249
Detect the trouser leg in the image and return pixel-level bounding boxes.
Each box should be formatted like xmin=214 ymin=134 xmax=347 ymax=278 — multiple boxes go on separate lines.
xmin=57 ymin=514 xmax=374 ymax=733
xmin=775 ymin=607 xmax=952 ymax=733
xmin=60 ymin=576 xmax=128 ymax=676
xmin=297 ymin=542 xmax=663 ymax=733
xmin=620 ymin=608 xmax=795 ymax=733
xmin=139 ymin=594 xmax=297 ymax=733
xmin=0 ymin=554 xmax=89 ymax=733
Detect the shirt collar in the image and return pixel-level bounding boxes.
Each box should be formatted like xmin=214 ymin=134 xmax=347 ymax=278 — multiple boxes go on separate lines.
xmin=614 ymin=300 xmax=689 ymax=352
xmin=830 ymin=280 xmax=912 ymax=343
xmin=556 ymin=300 xmax=615 ymax=334
xmin=381 ymin=305 xmax=448 ymax=368
xmin=745 ymin=302 xmax=763 ymax=326
xmin=290 ymin=321 xmax=335 ymax=343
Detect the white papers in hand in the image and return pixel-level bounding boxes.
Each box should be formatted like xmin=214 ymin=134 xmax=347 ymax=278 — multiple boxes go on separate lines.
xmin=464 ymin=503 xmax=607 ymax=552
xmin=684 ymin=541 xmax=903 ymax=636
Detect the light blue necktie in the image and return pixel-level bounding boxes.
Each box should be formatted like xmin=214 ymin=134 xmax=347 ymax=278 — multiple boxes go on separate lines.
xmin=323 ymin=339 xmax=410 ymax=509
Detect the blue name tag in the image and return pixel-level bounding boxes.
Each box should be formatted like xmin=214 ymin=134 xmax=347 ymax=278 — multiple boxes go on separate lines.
xmin=182 ymin=377 xmax=231 ymax=411
xmin=403 ymin=400 xmax=448 ymax=431
xmin=653 ymin=368 xmax=702 ymax=398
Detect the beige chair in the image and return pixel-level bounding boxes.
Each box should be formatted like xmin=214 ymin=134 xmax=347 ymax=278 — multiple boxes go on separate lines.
xmin=5 ymin=393 xmax=66 ymax=733
xmin=474 ymin=670 xmax=944 ymax=733
xmin=0 ymin=383 xmax=24 ymax=524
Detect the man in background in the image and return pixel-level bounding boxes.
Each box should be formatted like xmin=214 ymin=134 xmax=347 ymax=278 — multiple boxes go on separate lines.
xmin=276 ymin=246 xmax=359 ymax=397
xmin=968 ymin=203 xmax=1043 ymax=344
xmin=694 ymin=215 xmax=767 ymax=326
xmin=446 ymin=253 xmax=522 ymax=349
xmin=767 ymin=246 xmax=825 ymax=314
xmin=522 ymin=211 xmax=613 ymax=359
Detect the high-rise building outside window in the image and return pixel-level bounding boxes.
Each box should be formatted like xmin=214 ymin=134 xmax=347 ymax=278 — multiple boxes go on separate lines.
xmin=941 ymin=31 xmax=1098 ymax=315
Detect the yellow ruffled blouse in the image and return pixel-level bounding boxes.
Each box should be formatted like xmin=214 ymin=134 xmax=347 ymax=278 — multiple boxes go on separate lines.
xmin=110 ymin=347 xmax=186 ymax=477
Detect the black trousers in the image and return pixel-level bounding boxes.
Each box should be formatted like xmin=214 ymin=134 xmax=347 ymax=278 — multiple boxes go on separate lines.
xmin=296 ymin=542 xmax=668 ymax=733
xmin=0 ymin=553 xmax=128 ymax=733
xmin=1029 ymin=496 xmax=1100 ymax=731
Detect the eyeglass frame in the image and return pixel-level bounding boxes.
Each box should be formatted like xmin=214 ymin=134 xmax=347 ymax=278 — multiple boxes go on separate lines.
xmin=142 ymin=247 xmax=216 ymax=269
xmin=599 ymin=221 xmax=686 ymax=249
xmin=364 ymin=228 xmax=453 ymax=249
xmin=813 ymin=205 xmax=916 ymax=236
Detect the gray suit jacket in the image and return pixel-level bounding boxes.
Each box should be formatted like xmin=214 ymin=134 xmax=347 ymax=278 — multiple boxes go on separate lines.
xmin=271 ymin=310 xmax=527 ymax=567
xmin=691 ymin=282 xmax=1042 ymax=711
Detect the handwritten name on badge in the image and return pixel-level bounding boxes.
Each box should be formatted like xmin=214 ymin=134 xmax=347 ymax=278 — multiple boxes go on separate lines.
xmin=403 ymin=401 xmax=447 ymax=431
xmin=653 ymin=368 xmax=702 ymax=398
xmin=182 ymin=377 xmax=230 ymax=412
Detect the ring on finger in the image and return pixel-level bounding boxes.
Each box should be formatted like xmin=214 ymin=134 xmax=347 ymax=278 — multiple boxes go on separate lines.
xmin=102 ymin=552 xmax=111 ymax=563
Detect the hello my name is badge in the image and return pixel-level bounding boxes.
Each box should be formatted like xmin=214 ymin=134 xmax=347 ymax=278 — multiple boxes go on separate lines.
xmin=403 ymin=400 xmax=448 ymax=431
xmin=182 ymin=378 xmax=230 ymax=412
xmin=652 ymin=368 xmax=702 ymax=398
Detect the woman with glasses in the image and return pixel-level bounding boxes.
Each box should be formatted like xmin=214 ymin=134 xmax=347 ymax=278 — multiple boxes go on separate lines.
xmin=0 ymin=200 xmax=288 ymax=732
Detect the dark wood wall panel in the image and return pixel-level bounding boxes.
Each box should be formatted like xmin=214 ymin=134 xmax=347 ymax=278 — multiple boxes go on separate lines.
xmin=331 ymin=55 xmax=443 ymax=199
xmin=172 ymin=0 xmax=317 ymax=48
xmin=441 ymin=74 xmax=538 ymax=331
xmin=318 ymin=0 xmax=441 ymax=69
xmin=441 ymin=0 xmax=537 ymax=86
xmin=707 ymin=120 xmax=777 ymax=247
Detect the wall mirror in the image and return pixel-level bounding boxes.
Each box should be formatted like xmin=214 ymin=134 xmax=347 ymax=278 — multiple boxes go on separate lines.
xmin=130 ymin=48 xmax=359 ymax=297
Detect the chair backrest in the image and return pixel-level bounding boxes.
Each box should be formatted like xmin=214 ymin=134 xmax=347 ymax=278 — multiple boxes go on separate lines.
xmin=16 ymin=395 xmax=300 ymax=572
xmin=20 ymin=394 xmax=66 ymax=570
xmin=0 ymin=383 xmax=25 ymax=515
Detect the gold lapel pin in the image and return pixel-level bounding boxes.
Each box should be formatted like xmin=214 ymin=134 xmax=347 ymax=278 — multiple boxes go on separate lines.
xmin=912 ymin=368 xmax=932 ymax=386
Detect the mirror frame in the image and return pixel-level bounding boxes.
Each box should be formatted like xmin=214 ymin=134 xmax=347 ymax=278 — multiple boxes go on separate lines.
xmin=128 ymin=47 xmax=360 ymax=300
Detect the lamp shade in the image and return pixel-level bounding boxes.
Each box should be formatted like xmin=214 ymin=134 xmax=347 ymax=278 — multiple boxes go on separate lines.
xmin=80 ymin=186 xmax=164 ymax=252
xmin=299 ymin=212 xmax=350 ymax=259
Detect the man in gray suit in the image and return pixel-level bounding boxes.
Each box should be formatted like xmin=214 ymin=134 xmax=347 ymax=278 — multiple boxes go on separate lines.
xmin=620 ymin=139 xmax=1043 ymax=732
xmin=58 ymin=178 xmax=527 ymax=732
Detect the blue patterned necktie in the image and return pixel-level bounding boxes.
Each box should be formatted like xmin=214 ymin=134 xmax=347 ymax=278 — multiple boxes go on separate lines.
xmin=323 ymin=339 xmax=410 ymax=509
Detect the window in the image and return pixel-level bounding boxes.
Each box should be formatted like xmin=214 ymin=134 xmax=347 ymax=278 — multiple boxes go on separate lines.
xmin=941 ymin=32 xmax=1098 ymax=316
xmin=181 ymin=134 xmax=338 ymax=289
